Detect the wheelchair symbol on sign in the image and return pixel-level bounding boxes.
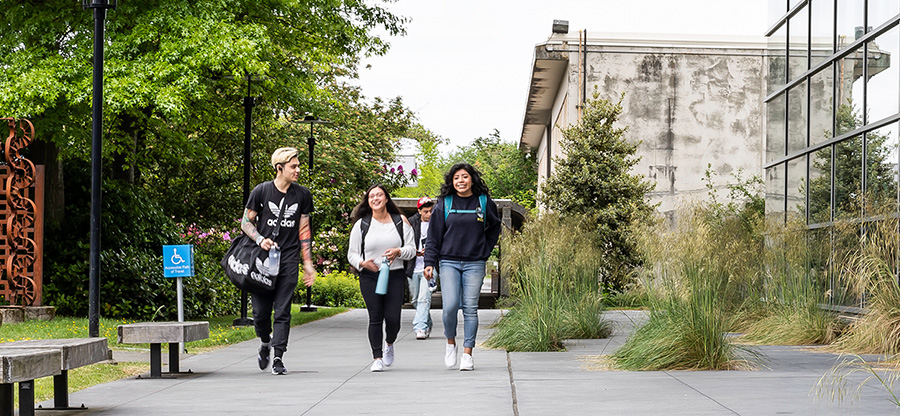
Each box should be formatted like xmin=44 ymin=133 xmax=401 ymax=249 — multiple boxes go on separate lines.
xmin=171 ymin=249 xmax=185 ymax=265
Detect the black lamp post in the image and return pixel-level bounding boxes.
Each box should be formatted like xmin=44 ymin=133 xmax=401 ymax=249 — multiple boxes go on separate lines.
xmin=232 ymin=72 xmax=264 ymax=327
xmin=84 ymin=0 xmax=116 ymax=338
xmin=298 ymin=115 xmax=330 ymax=312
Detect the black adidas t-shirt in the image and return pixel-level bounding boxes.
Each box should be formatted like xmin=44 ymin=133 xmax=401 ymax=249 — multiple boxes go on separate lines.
xmin=246 ymin=181 xmax=313 ymax=263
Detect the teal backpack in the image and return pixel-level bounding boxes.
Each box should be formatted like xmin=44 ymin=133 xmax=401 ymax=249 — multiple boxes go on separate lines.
xmin=443 ymin=194 xmax=487 ymax=229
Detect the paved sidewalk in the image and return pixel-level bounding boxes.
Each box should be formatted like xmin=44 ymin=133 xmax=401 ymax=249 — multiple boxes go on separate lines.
xmin=39 ymin=309 xmax=899 ymax=415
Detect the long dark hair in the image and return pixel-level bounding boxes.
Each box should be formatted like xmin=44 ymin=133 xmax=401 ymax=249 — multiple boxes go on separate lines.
xmin=438 ymin=163 xmax=490 ymax=198
xmin=350 ymin=184 xmax=402 ymax=223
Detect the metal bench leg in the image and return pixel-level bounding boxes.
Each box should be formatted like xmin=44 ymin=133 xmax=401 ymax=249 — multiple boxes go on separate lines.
xmin=0 ymin=383 xmax=12 ymax=416
xmin=150 ymin=343 xmax=162 ymax=378
xmin=19 ymin=380 xmax=35 ymax=416
xmin=168 ymin=342 xmax=179 ymax=373
xmin=53 ymin=369 xmax=69 ymax=408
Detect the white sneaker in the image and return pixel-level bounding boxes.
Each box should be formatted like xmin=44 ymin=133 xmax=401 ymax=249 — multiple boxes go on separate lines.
xmin=416 ymin=330 xmax=426 ymax=340
xmin=425 ymin=327 xmax=432 ymax=339
xmin=459 ymin=353 xmax=474 ymax=371
xmin=383 ymin=344 xmax=394 ymax=367
xmin=444 ymin=344 xmax=457 ymax=369
xmin=370 ymin=359 xmax=384 ymax=372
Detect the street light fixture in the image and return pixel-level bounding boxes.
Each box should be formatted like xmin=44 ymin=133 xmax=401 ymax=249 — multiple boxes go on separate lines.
xmin=298 ymin=115 xmax=331 ymax=173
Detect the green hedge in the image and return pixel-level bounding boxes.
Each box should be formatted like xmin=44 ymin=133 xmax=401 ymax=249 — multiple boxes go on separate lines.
xmin=296 ymin=271 xmax=365 ymax=308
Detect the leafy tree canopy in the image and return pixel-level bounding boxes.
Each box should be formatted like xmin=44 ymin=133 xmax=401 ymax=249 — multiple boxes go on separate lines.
xmin=446 ymin=129 xmax=538 ymax=209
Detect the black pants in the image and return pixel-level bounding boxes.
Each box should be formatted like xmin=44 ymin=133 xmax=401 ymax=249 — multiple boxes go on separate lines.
xmin=251 ymin=260 xmax=299 ymax=358
xmin=359 ymin=268 xmax=405 ymax=359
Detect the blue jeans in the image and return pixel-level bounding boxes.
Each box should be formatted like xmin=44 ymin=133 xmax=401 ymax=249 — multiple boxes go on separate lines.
xmin=407 ymin=272 xmax=433 ymax=332
xmin=440 ymin=260 xmax=485 ymax=349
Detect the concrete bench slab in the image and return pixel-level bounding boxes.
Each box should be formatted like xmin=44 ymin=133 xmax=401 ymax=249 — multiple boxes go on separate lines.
xmin=117 ymin=321 xmax=209 ymax=344
xmin=117 ymin=322 xmax=209 ymax=378
xmin=0 ymin=338 xmax=107 ymax=370
xmin=0 ymin=348 xmax=61 ymax=416
xmin=0 ymin=338 xmax=108 ymax=410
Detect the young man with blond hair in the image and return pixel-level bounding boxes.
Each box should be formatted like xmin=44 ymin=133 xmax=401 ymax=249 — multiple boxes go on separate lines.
xmin=241 ymin=147 xmax=316 ymax=375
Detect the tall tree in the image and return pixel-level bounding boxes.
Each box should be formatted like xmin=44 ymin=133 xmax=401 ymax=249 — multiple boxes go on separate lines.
xmin=0 ymin=0 xmax=406 ymax=225
xmin=448 ymin=129 xmax=538 ymax=209
xmin=541 ymin=93 xmax=655 ymax=288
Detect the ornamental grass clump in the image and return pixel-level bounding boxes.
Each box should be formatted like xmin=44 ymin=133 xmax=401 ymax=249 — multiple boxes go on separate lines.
xmin=612 ymin=208 xmax=757 ymax=370
xmin=486 ymin=214 xmax=609 ymax=352
xmin=830 ymin=215 xmax=900 ymax=355
xmin=736 ymin=219 xmax=841 ymax=345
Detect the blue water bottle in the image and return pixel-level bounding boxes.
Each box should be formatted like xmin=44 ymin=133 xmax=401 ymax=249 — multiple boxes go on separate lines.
xmin=375 ymin=256 xmax=390 ymax=295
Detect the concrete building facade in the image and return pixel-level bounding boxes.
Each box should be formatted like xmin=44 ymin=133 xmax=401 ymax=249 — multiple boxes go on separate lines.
xmin=520 ymin=31 xmax=769 ymax=218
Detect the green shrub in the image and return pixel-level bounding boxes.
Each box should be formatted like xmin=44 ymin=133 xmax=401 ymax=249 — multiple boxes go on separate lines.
xmin=487 ymin=214 xmax=610 ymax=352
xmin=296 ymin=271 xmax=365 ymax=308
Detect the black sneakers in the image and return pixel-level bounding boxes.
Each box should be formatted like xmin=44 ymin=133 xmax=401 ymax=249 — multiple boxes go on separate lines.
xmin=272 ymin=357 xmax=287 ymax=375
xmin=258 ymin=345 xmax=270 ymax=370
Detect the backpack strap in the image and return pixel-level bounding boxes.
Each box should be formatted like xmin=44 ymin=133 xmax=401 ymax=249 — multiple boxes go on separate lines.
xmin=359 ymin=215 xmax=371 ymax=256
xmin=359 ymin=214 xmax=404 ymax=256
xmin=443 ymin=194 xmax=488 ymax=229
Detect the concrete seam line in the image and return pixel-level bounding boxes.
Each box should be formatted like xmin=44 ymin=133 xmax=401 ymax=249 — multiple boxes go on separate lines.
xmin=664 ymin=371 xmax=741 ymax=415
xmin=301 ymin=364 xmax=370 ymax=415
xmin=507 ymin=351 xmax=519 ymax=416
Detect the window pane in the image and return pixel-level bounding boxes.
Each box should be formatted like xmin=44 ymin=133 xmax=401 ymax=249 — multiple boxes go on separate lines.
xmin=768 ymin=94 xmax=787 ymax=162
xmin=808 ymin=229 xmax=832 ymax=304
xmin=769 ymin=25 xmax=788 ymax=94
xmin=769 ymin=0 xmax=787 ymax=27
xmin=788 ymin=81 xmax=809 ymax=153
xmin=810 ymin=65 xmax=834 ymax=145
xmin=811 ymin=0 xmax=836 ymax=64
xmin=835 ymin=135 xmax=863 ymax=218
xmin=837 ymin=0 xmax=865 ymax=51
xmin=836 ymin=46 xmax=865 ymax=135
xmin=865 ymin=25 xmax=900 ymax=124
xmin=865 ymin=122 xmax=899 ymax=213
xmin=809 ymin=146 xmax=833 ymax=223
xmin=787 ymin=155 xmax=808 ymax=221
xmin=767 ymin=164 xmax=786 ymax=224
xmin=868 ymin=0 xmax=900 ymax=31
xmin=789 ymin=5 xmax=810 ymax=79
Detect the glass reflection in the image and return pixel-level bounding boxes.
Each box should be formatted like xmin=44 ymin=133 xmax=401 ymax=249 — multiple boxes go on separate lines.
xmin=837 ymin=0 xmax=865 ymax=52
xmin=810 ymin=66 xmax=834 ymax=146
xmin=767 ymin=164 xmax=787 ymax=225
xmin=768 ymin=94 xmax=787 ymax=162
xmin=787 ymin=155 xmax=808 ymax=221
xmin=788 ymin=81 xmax=809 ymax=154
xmin=835 ymin=135 xmax=863 ymax=218
xmin=865 ymin=25 xmax=899 ymax=124
xmin=836 ymin=46 xmax=865 ymax=136
xmin=789 ymin=5 xmax=810 ymax=79
xmin=865 ymin=122 xmax=899 ymax=214
xmin=809 ymin=146 xmax=833 ymax=224
xmin=868 ymin=1 xmax=900 ymax=31
xmin=769 ymin=24 xmax=788 ymax=94
xmin=810 ymin=0 xmax=836 ymax=63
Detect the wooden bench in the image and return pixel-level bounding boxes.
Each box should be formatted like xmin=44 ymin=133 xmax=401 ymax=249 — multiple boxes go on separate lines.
xmin=0 ymin=338 xmax=107 ymax=411
xmin=117 ymin=321 xmax=209 ymax=378
xmin=0 ymin=348 xmax=61 ymax=416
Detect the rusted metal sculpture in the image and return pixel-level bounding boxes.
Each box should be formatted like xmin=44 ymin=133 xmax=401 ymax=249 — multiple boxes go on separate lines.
xmin=0 ymin=118 xmax=44 ymax=306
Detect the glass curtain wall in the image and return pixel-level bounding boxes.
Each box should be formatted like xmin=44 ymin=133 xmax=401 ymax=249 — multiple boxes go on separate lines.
xmin=766 ymin=0 xmax=900 ymax=308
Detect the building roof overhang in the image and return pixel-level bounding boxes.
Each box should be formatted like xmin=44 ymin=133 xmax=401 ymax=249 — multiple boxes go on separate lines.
xmin=519 ymin=46 xmax=568 ymax=150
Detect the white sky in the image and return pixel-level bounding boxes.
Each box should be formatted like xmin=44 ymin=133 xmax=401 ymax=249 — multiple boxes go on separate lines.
xmin=356 ymin=0 xmax=768 ymax=152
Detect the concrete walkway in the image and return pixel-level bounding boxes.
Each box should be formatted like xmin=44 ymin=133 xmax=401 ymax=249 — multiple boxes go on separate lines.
xmin=40 ymin=309 xmax=899 ymax=415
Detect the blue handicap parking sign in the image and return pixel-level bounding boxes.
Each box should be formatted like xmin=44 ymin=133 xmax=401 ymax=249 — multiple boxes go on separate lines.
xmin=163 ymin=245 xmax=194 ymax=277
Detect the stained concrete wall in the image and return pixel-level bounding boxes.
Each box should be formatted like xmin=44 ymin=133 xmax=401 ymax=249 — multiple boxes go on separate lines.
xmin=542 ymin=41 xmax=767 ymax=218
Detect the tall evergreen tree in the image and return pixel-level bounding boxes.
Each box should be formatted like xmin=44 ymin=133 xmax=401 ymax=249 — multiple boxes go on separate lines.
xmin=541 ymin=93 xmax=655 ymax=288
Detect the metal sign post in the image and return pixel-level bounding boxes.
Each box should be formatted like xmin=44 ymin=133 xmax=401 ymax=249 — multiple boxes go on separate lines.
xmin=164 ymin=245 xmax=194 ymax=352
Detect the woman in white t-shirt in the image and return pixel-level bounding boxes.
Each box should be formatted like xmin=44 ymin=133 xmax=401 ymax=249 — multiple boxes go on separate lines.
xmin=347 ymin=184 xmax=415 ymax=372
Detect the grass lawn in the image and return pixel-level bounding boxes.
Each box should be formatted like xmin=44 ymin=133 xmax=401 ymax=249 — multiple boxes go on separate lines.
xmin=1 ymin=305 xmax=348 ymax=407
